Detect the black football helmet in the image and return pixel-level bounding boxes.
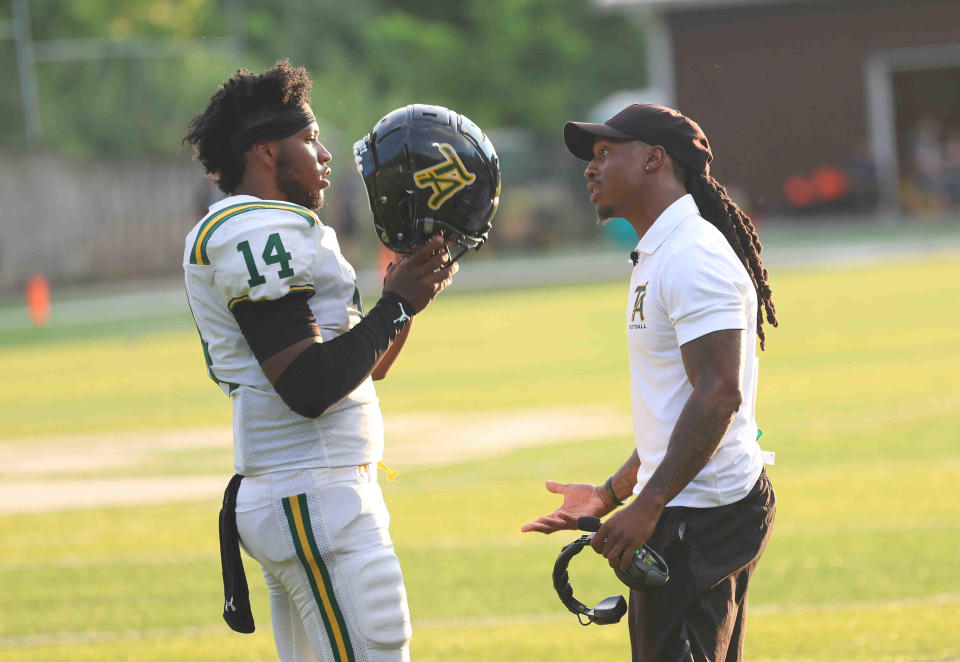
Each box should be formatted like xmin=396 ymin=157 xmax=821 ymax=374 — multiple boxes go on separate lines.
xmin=353 ymin=104 xmax=501 ymax=259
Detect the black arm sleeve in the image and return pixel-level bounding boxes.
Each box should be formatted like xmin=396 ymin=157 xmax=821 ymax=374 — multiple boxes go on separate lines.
xmin=232 ymin=291 xmax=412 ymax=419
xmin=231 ymin=291 xmax=321 ymax=363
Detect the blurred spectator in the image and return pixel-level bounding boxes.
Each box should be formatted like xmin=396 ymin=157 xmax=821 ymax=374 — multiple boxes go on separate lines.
xmin=781 ymin=165 xmax=858 ymax=215
xmin=194 ymin=175 xmax=225 ymax=219
xmin=811 ymin=166 xmax=851 ymax=205
xmin=328 ymin=169 xmax=361 ymax=240
xmin=843 ymin=139 xmax=878 ymax=212
xmin=782 ymin=174 xmax=816 ymax=210
xmin=780 ymin=140 xmax=878 ymax=216
xmin=942 ymin=128 xmax=960 ymax=207
xmin=904 ymin=116 xmax=948 ymax=214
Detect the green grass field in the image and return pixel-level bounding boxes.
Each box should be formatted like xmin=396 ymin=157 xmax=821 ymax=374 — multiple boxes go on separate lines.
xmin=1 ymin=253 xmax=959 ymax=661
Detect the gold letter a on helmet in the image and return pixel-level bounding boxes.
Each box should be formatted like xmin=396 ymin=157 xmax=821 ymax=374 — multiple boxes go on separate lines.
xmin=413 ymin=143 xmax=477 ymax=210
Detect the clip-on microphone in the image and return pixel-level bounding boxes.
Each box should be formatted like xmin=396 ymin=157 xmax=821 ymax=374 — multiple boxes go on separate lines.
xmin=552 ymin=516 xmax=669 ymax=626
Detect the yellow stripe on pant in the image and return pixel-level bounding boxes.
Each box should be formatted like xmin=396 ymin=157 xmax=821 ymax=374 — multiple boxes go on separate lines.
xmin=282 ymin=493 xmax=355 ymax=662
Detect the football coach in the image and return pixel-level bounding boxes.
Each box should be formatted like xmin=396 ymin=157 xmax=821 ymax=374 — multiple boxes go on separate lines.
xmin=523 ymin=104 xmax=778 ymax=661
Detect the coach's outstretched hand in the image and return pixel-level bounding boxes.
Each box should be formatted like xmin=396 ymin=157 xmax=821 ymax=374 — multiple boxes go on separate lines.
xmin=383 ymin=235 xmax=458 ymax=313
xmin=521 ymin=480 xmax=614 ymax=534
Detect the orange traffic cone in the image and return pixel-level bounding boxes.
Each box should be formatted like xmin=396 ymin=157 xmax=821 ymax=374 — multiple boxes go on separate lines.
xmin=378 ymin=245 xmax=402 ymax=283
xmin=26 ymin=275 xmax=50 ymax=328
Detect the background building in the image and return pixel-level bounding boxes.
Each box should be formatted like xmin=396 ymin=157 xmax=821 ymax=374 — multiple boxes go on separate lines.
xmin=602 ymin=0 xmax=960 ymax=216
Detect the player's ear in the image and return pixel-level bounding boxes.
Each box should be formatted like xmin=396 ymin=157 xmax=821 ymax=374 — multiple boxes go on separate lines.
xmin=645 ymin=145 xmax=668 ymax=172
xmin=249 ymin=140 xmax=279 ymax=168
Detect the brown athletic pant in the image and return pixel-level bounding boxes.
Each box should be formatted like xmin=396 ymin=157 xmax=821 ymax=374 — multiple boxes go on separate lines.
xmin=629 ymin=470 xmax=776 ymax=662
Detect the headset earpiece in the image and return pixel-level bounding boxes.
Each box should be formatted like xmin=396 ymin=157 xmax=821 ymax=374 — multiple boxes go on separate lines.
xmin=552 ymin=533 xmax=628 ymax=626
xmin=585 ymin=595 xmax=627 ymax=625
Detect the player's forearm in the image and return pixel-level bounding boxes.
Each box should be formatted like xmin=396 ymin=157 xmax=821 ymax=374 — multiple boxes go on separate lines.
xmin=606 ymin=450 xmax=640 ymax=505
xmin=638 ymin=384 xmax=741 ymax=509
xmin=371 ymin=318 xmax=412 ymax=381
xmin=273 ymin=293 xmax=410 ymax=417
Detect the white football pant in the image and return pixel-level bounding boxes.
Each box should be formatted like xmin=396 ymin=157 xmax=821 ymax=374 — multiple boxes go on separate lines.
xmin=236 ymin=465 xmax=412 ymax=662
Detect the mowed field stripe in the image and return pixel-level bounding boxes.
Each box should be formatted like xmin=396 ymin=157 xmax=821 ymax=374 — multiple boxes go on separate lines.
xmin=1 ymin=518 xmax=956 ymax=573
xmin=3 ymin=593 xmax=959 ymax=648
xmin=0 ymin=476 xmax=227 ymax=513
xmin=0 ymin=405 xmax=631 ymax=513
xmin=0 ymin=626 xmax=226 ymax=649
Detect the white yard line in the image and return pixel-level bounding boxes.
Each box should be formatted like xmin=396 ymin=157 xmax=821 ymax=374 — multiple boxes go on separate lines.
xmin=0 ymin=405 xmax=631 ymax=514
xmin=3 ymin=593 xmax=959 ymax=649
xmin=0 ymin=428 xmax=233 ymax=474
xmin=417 ymin=592 xmax=960 ymax=628
xmin=0 ymin=626 xmax=226 ymax=649
xmin=0 ymin=476 xmax=229 ymax=513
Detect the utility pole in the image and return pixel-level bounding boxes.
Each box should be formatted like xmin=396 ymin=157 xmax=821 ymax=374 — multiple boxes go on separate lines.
xmin=225 ymin=0 xmax=246 ymax=57
xmin=12 ymin=0 xmax=41 ymax=145
xmin=6 ymin=0 xmax=243 ymax=146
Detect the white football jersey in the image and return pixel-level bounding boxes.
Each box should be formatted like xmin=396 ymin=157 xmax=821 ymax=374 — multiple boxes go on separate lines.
xmin=184 ymin=195 xmax=384 ymax=474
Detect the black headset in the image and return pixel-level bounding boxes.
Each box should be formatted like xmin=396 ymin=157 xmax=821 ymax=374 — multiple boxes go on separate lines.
xmin=552 ymin=516 xmax=670 ymax=626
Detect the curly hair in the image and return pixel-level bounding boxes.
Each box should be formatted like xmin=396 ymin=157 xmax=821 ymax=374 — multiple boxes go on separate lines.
xmin=674 ymin=163 xmax=778 ymax=350
xmin=183 ymin=60 xmax=313 ymax=194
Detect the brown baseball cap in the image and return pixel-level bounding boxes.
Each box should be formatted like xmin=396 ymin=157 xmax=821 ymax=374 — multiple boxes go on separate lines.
xmin=564 ymin=104 xmax=713 ymax=173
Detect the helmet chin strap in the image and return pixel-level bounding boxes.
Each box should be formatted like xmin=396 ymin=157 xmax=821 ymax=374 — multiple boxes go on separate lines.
xmin=443 ymin=242 xmax=469 ymax=264
xmin=418 ymin=217 xmax=481 ymax=264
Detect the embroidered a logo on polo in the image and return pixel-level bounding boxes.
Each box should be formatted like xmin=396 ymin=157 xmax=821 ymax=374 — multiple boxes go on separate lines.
xmin=631 ymin=282 xmax=649 ymax=323
xmin=414 ymin=143 xmax=476 ymax=210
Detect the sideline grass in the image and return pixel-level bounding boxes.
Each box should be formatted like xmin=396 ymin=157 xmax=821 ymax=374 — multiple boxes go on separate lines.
xmin=1 ymin=254 xmax=959 ymax=660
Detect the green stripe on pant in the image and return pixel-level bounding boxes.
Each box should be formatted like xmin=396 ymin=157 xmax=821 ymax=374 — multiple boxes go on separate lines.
xmin=282 ymin=493 xmax=356 ymax=662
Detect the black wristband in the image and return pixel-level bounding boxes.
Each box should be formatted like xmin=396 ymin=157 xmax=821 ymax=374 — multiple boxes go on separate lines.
xmin=378 ymin=291 xmax=415 ymax=330
xmin=604 ymin=476 xmax=624 ymax=507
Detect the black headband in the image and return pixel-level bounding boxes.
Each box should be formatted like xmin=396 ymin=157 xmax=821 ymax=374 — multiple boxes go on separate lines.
xmin=233 ymin=106 xmax=316 ymax=156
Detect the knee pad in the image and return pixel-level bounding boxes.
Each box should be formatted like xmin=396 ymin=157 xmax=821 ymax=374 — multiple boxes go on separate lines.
xmin=348 ymin=546 xmax=412 ymax=649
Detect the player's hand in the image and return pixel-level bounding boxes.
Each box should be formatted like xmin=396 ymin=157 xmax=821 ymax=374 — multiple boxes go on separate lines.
xmin=591 ymin=496 xmax=662 ymax=572
xmin=382 ymin=235 xmax=458 ymax=313
xmin=521 ymin=481 xmax=614 ymax=534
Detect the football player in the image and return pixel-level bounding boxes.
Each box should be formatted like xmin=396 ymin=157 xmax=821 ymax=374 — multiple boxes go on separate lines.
xmin=182 ymin=60 xmax=454 ymax=662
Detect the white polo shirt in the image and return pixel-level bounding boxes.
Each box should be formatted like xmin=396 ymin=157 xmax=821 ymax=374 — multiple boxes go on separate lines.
xmin=627 ymin=194 xmax=763 ymax=508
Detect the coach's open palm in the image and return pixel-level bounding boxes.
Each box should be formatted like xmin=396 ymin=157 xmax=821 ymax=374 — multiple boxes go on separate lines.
xmin=521 ymin=480 xmax=613 ymax=534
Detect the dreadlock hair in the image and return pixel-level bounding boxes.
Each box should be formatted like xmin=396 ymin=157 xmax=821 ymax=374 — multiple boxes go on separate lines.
xmin=182 ymin=60 xmax=313 ymax=194
xmin=673 ymin=162 xmax=778 ymax=350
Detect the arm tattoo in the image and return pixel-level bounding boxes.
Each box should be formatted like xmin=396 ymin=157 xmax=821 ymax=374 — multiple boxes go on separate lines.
xmin=610 ymin=450 xmax=641 ymax=502
xmin=640 ymin=329 xmax=744 ymax=507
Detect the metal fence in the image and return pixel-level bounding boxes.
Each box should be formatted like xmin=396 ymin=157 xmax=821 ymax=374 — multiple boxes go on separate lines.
xmin=0 ymin=150 xmax=205 ymax=294
xmin=0 ymin=138 xmax=598 ymax=296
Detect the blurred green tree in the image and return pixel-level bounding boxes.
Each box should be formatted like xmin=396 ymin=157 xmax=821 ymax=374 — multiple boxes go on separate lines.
xmin=0 ymin=0 xmax=646 ymax=156
xmin=1 ymin=0 xmax=238 ymax=156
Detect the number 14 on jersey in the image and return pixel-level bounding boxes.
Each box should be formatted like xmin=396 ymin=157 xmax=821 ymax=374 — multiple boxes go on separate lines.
xmin=237 ymin=233 xmax=295 ymax=287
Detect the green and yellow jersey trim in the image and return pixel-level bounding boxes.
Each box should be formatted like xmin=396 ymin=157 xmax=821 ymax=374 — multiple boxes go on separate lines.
xmin=282 ymin=494 xmax=355 ymax=662
xmin=190 ymin=202 xmax=319 ymax=266
xmin=227 ymin=284 xmax=316 ymax=312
